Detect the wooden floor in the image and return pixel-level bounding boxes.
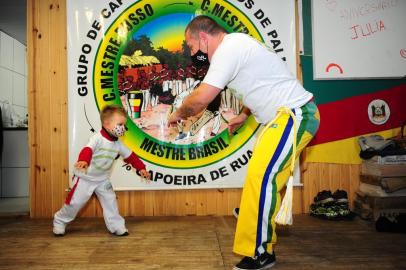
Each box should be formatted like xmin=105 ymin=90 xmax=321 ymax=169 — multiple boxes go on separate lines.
xmin=0 ymin=215 xmax=405 ymax=270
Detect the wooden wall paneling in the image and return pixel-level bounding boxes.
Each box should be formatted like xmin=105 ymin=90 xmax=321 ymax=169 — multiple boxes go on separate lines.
xmin=128 ymin=191 xmax=140 ymax=216
xmin=205 ymin=190 xmax=218 ymax=216
xmin=50 ymin=0 xmax=68 ymax=218
xmin=302 ymin=163 xmax=317 ymax=213
xmin=28 ymin=0 xmax=69 ymax=218
xmin=227 ymin=189 xmax=242 ymax=215
xmin=157 ymin=191 xmax=170 ymax=216
xmin=40 ymin=0 xmax=53 ymax=217
xmin=29 ymin=0 xmax=47 ymax=217
xmin=292 ymin=187 xmax=303 ymax=214
xmin=328 ymin=164 xmax=341 ymax=192
xmin=118 ymin=191 xmax=127 ymax=216
xmin=196 ymin=189 xmax=208 ymax=215
xmin=349 ymin=164 xmax=361 ymax=209
xmin=185 ymin=190 xmax=196 ymax=215
xmin=27 ymin=0 xmax=36 ymax=217
xmin=302 ymin=163 xmax=361 ymax=213
xmin=295 ymin=0 xmax=303 ymax=83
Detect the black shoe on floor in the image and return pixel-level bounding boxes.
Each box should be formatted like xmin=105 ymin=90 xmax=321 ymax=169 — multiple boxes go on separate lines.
xmin=332 ymin=189 xmax=348 ymax=204
xmin=234 ymin=252 xmax=276 ymax=270
xmin=233 ymin=208 xmax=239 ymax=218
xmin=314 ymin=190 xmax=334 ymax=205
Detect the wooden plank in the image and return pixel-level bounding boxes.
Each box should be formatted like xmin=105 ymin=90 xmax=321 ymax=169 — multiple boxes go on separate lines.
xmin=37 ymin=0 xmax=52 ymax=217
xmin=49 ymin=0 xmax=68 ymax=218
xmin=292 ymin=187 xmax=303 ymax=214
xmin=27 ymin=0 xmax=37 ymax=217
xmin=295 ymin=0 xmax=303 ymax=83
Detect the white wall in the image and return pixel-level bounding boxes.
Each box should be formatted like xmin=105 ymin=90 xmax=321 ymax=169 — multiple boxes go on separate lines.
xmin=0 ymin=30 xmax=28 ymax=198
xmin=1 ymin=130 xmax=29 ymax=197
xmin=0 ymin=30 xmax=27 ymax=127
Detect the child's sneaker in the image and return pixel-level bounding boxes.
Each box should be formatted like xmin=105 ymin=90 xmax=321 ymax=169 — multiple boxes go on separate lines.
xmin=233 ymin=208 xmax=240 ymax=219
xmin=234 ymin=251 xmax=276 ymax=270
xmin=53 ymin=226 xmax=65 ymax=236
xmin=114 ymin=228 xmax=129 ymax=236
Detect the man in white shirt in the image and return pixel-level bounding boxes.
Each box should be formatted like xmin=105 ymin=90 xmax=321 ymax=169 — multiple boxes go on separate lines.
xmin=168 ymin=15 xmax=320 ymax=270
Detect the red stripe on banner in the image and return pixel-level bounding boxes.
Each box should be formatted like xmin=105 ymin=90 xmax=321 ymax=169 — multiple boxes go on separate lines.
xmin=65 ymin=176 xmax=80 ymax=205
xmin=310 ymin=84 xmax=406 ymax=146
xmin=132 ymin=106 xmax=140 ymax=112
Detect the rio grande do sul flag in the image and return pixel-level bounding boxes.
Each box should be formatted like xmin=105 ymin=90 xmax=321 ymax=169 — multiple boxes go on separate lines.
xmin=305 ymin=84 xmax=406 ymax=164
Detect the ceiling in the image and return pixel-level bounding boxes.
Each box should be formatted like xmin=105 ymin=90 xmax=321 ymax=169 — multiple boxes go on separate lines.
xmin=0 ymin=0 xmax=27 ymax=44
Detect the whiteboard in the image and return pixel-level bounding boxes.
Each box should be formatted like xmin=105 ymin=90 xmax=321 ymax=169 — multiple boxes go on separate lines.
xmin=312 ymin=0 xmax=406 ymax=79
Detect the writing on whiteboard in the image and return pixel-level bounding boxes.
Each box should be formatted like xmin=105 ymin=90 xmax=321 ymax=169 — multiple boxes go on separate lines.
xmin=350 ymin=20 xmax=385 ymax=40
xmin=400 ymin=49 xmax=406 ymax=59
xmin=339 ymin=0 xmax=398 ymax=21
xmin=325 ymin=63 xmax=344 ymax=74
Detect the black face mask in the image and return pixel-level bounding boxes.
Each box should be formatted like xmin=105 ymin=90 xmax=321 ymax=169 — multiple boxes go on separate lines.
xmin=191 ymin=41 xmax=209 ymax=67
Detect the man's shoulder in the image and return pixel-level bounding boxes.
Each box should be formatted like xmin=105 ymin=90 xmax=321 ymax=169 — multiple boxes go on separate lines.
xmin=221 ymin=33 xmax=254 ymax=50
xmin=226 ymin=32 xmax=250 ymax=41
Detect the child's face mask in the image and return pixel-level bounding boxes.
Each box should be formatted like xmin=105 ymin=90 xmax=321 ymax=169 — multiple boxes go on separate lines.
xmin=105 ymin=113 xmax=127 ymax=138
xmin=110 ymin=124 xmax=126 ymax=137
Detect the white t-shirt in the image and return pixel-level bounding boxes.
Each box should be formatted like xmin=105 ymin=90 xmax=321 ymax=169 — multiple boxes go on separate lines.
xmin=203 ymin=33 xmax=313 ymax=124
xmin=75 ymin=132 xmax=132 ymax=181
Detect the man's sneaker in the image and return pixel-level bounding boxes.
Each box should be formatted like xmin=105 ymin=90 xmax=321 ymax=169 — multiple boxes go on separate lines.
xmin=53 ymin=226 xmax=65 ymax=237
xmin=310 ymin=204 xmax=335 ymax=218
xmin=314 ymin=190 xmax=334 ymax=205
xmin=310 ymin=203 xmax=351 ymax=220
xmin=234 ymin=252 xmax=276 ymax=270
xmin=114 ymin=228 xmax=129 ymax=236
xmin=233 ymin=208 xmax=239 ymax=219
xmin=336 ymin=204 xmax=351 ymax=217
xmin=332 ymin=189 xmax=349 ymax=204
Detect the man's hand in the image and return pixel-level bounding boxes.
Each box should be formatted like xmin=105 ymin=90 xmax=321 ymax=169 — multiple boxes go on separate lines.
xmin=167 ymin=110 xmax=182 ymax=127
xmin=74 ymin=161 xmax=89 ymax=171
xmin=139 ymin=169 xmax=151 ymax=182
xmin=228 ymin=113 xmax=249 ymax=136
xmin=167 ymin=83 xmax=222 ymax=127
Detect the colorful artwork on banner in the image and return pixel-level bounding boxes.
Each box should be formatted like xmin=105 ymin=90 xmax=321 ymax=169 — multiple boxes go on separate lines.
xmin=67 ymin=0 xmax=296 ymax=190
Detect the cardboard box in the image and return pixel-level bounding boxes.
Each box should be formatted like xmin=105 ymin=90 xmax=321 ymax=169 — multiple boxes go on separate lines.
xmin=361 ymin=160 xmax=406 ymax=177
xmin=360 ymin=174 xmax=406 ymax=193
xmin=355 ymin=191 xmax=406 ymax=220
xmin=356 ymin=191 xmax=406 ymax=209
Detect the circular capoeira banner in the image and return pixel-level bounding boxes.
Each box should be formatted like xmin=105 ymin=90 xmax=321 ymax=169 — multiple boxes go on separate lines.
xmin=67 ymin=0 xmax=296 ymax=190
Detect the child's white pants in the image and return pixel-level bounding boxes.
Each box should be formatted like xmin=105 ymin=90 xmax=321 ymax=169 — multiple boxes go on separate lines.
xmin=53 ymin=176 xmax=125 ymax=233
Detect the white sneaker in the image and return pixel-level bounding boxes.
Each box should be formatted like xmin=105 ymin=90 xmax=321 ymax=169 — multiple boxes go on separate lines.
xmin=53 ymin=226 xmax=65 ymax=236
xmin=114 ymin=227 xmax=129 ymax=236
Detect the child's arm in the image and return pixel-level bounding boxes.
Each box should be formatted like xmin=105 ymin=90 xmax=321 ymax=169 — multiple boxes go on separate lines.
xmin=74 ymin=147 xmax=92 ymax=170
xmin=139 ymin=168 xmax=151 ymax=180
xmin=124 ymin=152 xmax=145 ymax=171
xmin=123 ymin=152 xmax=151 ymax=180
xmin=119 ymin=141 xmax=151 ymax=180
xmin=74 ymin=134 xmax=100 ymax=171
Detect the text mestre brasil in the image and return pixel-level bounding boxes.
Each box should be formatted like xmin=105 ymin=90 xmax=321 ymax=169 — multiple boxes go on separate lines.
xmin=140 ymin=137 xmax=229 ymax=160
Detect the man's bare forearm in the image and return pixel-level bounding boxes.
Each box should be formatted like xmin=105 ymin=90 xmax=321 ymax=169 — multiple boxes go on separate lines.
xmin=176 ymin=93 xmax=207 ymax=120
xmin=176 ymin=104 xmax=199 ymax=119
xmin=173 ymin=83 xmax=221 ymax=121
